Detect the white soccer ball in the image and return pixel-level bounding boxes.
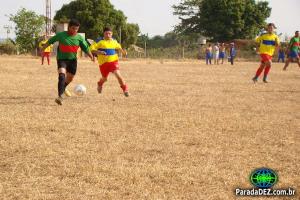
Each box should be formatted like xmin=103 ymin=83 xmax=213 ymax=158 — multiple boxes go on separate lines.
xmin=74 ymin=84 xmax=87 ymax=96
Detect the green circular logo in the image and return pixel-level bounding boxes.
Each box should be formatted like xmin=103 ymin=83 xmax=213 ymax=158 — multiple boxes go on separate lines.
xmin=250 ymin=168 xmax=278 ymax=189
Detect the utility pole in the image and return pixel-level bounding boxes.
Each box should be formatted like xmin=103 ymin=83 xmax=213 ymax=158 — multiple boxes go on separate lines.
xmin=182 ymin=40 xmax=185 ymax=59
xmin=3 ymin=25 xmax=12 ymax=39
xmin=45 ymin=0 xmax=52 ymax=36
xmin=144 ymin=40 xmax=147 ymax=58
xmin=119 ymin=27 xmax=122 ymax=58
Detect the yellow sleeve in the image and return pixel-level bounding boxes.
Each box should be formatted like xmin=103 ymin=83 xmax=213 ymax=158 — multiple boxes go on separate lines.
xmin=115 ymin=41 xmax=122 ymax=49
xmin=39 ymin=41 xmax=43 ymax=48
xmin=255 ymin=36 xmax=261 ymax=44
xmin=275 ymin=35 xmax=280 ymax=45
xmin=89 ymin=42 xmax=99 ymax=51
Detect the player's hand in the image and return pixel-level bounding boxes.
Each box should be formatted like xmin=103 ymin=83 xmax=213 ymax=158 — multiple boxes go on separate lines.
xmin=91 ymin=56 xmax=95 ymax=62
xmin=122 ymin=49 xmax=127 ymax=57
xmin=98 ymin=50 xmax=106 ymax=55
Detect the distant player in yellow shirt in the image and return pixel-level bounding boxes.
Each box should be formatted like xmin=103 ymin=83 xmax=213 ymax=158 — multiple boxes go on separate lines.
xmin=39 ymin=35 xmax=53 ymax=65
xmin=90 ymin=27 xmax=129 ymax=96
xmin=252 ymin=23 xmax=280 ymax=83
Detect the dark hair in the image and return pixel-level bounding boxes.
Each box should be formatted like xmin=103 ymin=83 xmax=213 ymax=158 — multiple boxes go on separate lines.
xmin=296 ymin=31 xmax=299 ymax=34
xmin=267 ymin=23 xmax=276 ymax=29
xmin=68 ymin=19 xmax=80 ymax=27
xmin=103 ymin=27 xmax=112 ymax=33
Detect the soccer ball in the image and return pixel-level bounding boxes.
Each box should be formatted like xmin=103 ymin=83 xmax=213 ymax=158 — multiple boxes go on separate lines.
xmin=74 ymin=84 xmax=87 ymax=96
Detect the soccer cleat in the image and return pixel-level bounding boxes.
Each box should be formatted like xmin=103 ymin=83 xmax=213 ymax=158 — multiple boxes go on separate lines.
xmin=55 ymin=97 xmax=63 ymax=105
xmin=263 ymin=79 xmax=268 ymax=83
xmin=64 ymin=88 xmax=72 ymax=97
xmin=124 ymin=91 xmax=130 ymax=97
xmin=252 ymin=77 xmax=258 ymax=83
xmin=97 ymin=84 xmax=102 ymax=94
xmin=121 ymin=85 xmax=129 ymax=97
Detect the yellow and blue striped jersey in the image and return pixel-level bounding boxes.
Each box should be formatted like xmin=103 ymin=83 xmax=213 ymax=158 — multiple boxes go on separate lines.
xmin=90 ymin=38 xmax=121 ymax=65
xmin=256 ymin=33 xmax=280 ymax=56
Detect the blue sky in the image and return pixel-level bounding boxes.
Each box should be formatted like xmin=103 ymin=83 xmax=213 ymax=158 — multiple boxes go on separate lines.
xmin=0 ymin=0 xmax=299 ymax=39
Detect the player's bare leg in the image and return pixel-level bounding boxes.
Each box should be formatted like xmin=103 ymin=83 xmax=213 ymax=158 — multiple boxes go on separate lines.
xmin=296 ymin=58 xmax=300 ymax=68
xmin=283 ymin=58 xmax=292 ymax=71
xmin=113 ymin=70 xmax=129 ymax=97
xmin=41 ymin=57 xmax=44 ymax=65
xmin=97 ymin=77 xmax=107 ymax=93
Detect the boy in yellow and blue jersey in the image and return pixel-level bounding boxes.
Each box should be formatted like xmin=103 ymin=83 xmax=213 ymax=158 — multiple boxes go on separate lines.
xmin=39 ymin=35 xmax=53 ymax=65
xmin=90 ymin=27 xmax=129 ymax=96
xmin=252 ymin=23 xmax=280 ymax=83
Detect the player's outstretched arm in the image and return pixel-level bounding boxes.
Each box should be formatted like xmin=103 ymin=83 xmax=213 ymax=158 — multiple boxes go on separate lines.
xmin=41 ymin=43 xmax=50 ymax=52
xmin=91 ymin=50 xmax=106 ymax=55
xmin=117 ymin=48 xmax=127 ymax=57
xmin=87 ymin=51 xmax=95 ymax=62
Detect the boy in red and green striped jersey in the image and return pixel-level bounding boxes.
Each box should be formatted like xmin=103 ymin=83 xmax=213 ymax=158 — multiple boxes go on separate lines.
xmin=42 ymin=19 xmax=94 ymax=105
xmin=283 ymin=31 xmax=300 ymax=70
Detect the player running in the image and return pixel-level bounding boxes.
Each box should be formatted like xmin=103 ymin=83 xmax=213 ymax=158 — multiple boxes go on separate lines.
xmin=252 ymin=23 xmax=280 ymax=83
xmin=90 ymin=27 xmax=129 ymax=97
xmin=39 ymin=35 xmax=53 ymax=65
xmin=42 ymin=19 xmax=94 ymax=105
xmin=283 ymin=31 xmax=300 ymax=70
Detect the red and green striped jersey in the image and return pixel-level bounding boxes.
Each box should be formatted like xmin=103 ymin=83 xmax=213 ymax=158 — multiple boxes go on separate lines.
xmin=289 ymin=37 xmax=299 ymax=52
xmin=48 ymin=31 xmax=90 ymax=60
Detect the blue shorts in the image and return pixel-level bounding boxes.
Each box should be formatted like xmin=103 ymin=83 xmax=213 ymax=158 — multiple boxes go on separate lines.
xmin=219 ymin=52 xmax=225 ymax=59
xmin=206 ymin=53 xmax=212 ymax=59
xmin=278 ymin=53 xmax=285 ymax=59
xmin=289 ymin=51 xmax=299 ymax=58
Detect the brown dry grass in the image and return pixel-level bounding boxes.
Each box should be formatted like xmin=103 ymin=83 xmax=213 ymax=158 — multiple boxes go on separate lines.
xmin=0 ymin=56 xmax=299 ymax=200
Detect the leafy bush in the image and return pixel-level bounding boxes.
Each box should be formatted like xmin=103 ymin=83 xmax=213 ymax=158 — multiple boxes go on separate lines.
xmin=0 ymin=40 xmax=17 ymax=55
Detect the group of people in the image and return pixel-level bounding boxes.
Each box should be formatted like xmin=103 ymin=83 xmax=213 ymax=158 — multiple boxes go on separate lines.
xmin=205 ymin=42 xmax=236 ymax=65
xmin=203 ymin=23 xmax=299 ymax=84
xmin=253 ymin=24 xmax=299 ymax=83
xmin=41 ymin=19 xmax=129 ymax=105
xmin=40 ymin=19 xmax=299 ymax=106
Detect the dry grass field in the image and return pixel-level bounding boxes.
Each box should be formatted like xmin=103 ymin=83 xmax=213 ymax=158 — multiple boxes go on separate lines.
xmin=0 ymin=56 xmax=299 ymax=200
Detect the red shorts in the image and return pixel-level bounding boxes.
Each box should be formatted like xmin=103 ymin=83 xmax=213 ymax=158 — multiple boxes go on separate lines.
xmin=99 ymin=61 xmax=119 ymax=78
xmin=42 ymin=52 xmax=50 ymax=57
xmin=260 ymin=54 xmax=272 ymax=63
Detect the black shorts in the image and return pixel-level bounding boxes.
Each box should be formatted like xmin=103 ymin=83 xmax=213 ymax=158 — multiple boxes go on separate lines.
xmin=57 ymin=59 xmax=77 ymax=75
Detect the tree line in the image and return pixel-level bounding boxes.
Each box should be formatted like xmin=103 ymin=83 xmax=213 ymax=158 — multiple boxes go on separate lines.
xmin=4 ymin=0 xmax=271 ymax=55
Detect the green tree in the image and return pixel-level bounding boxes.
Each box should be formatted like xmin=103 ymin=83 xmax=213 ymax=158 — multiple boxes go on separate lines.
xmin=173 ymin=0 xmax=271 ymax=41
xmin=121 ymin=23 xmax=140 ymax=48
xmin=9 ymin=8 xmax=45 ymax=53
xmin=54 ymin=0 xmax=139 ymax=48
xmin=136 ymin=34 xmax=149 ymax=48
